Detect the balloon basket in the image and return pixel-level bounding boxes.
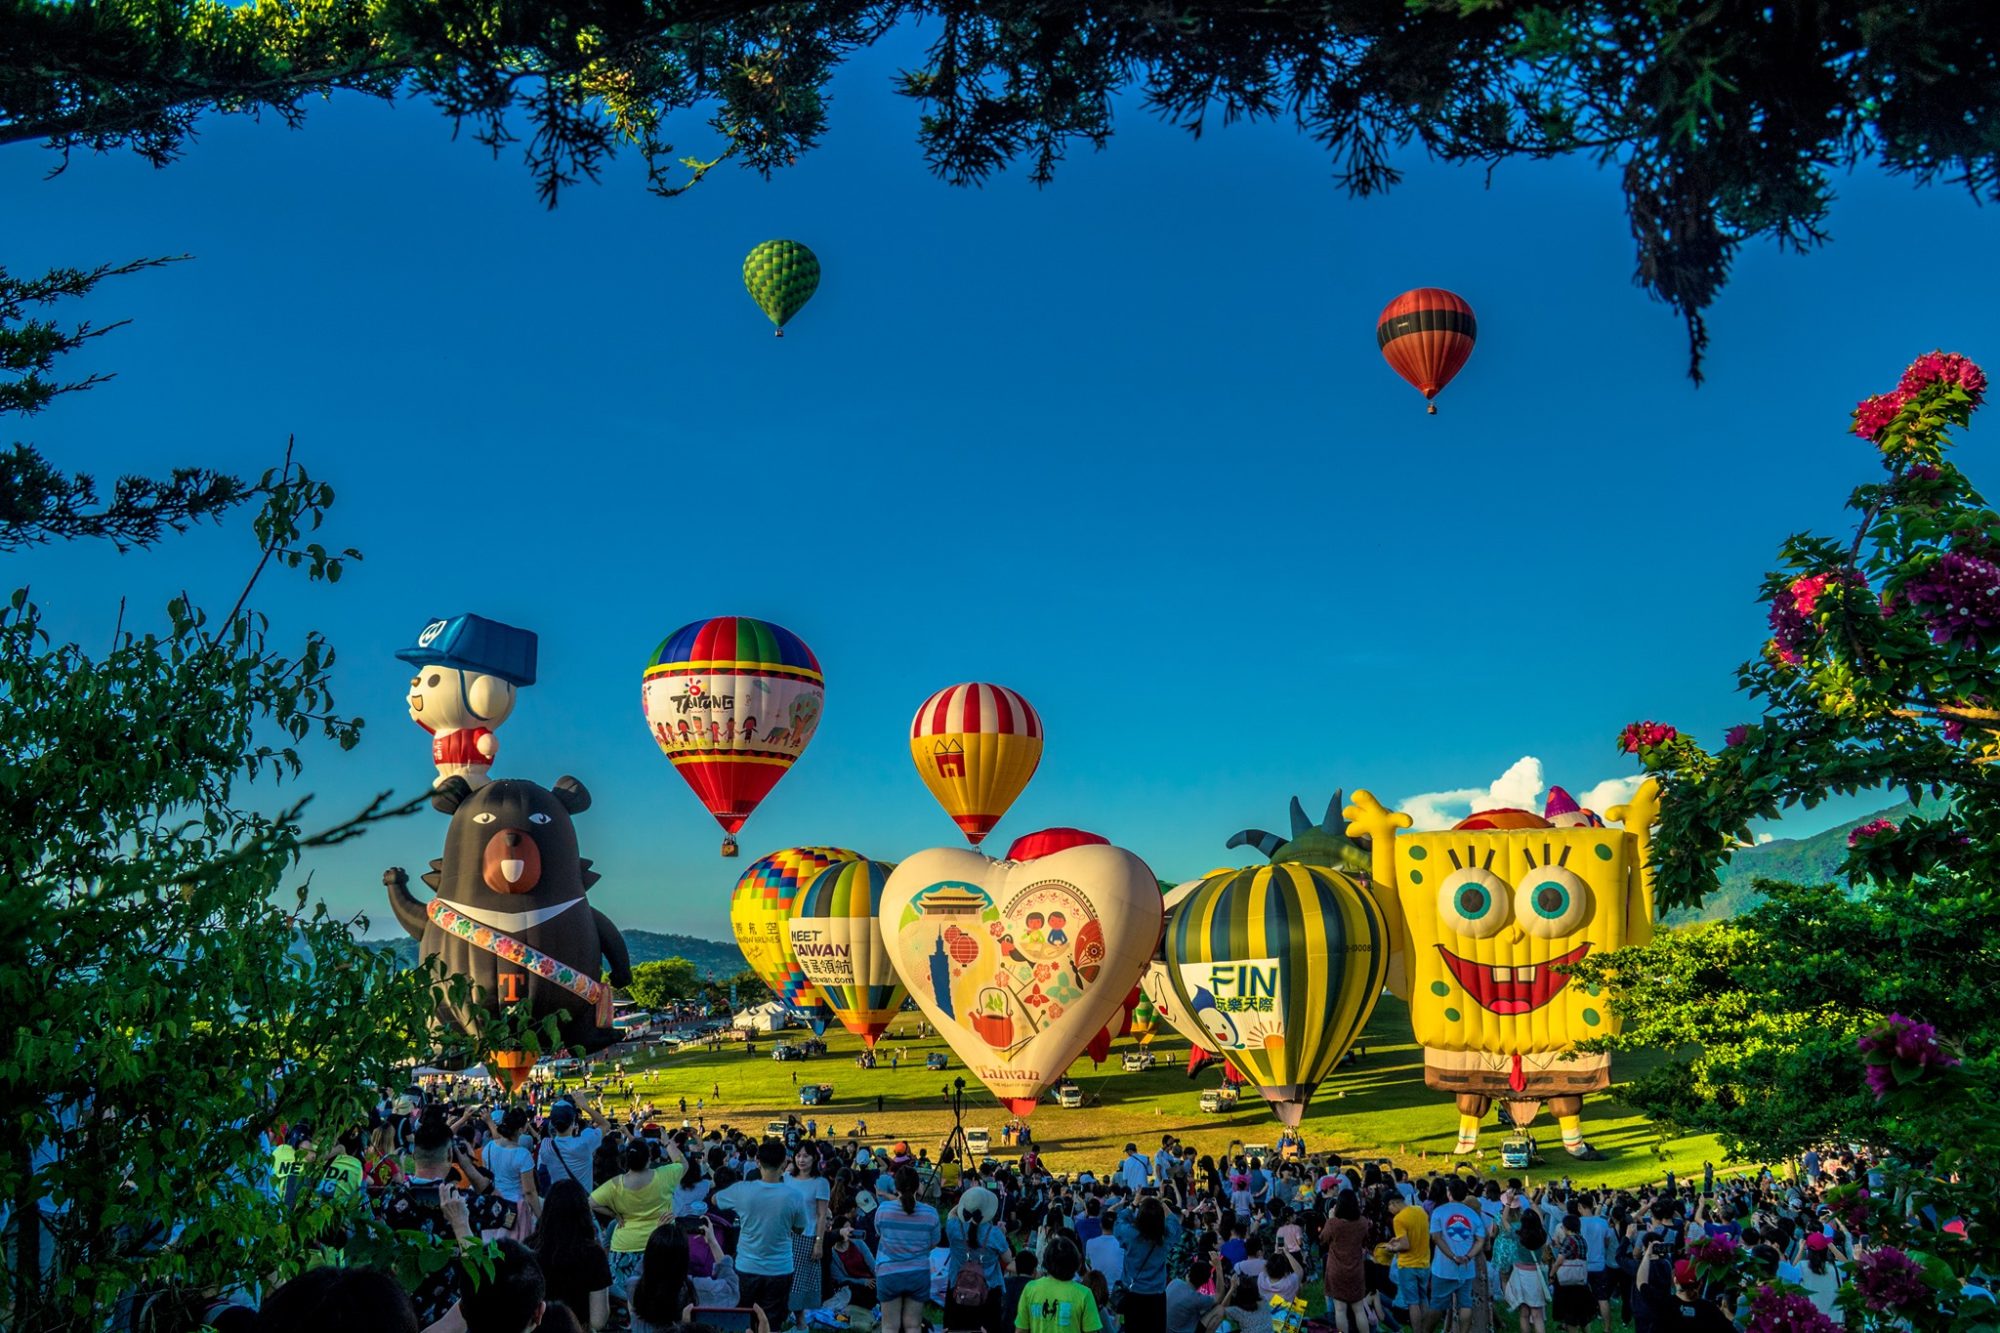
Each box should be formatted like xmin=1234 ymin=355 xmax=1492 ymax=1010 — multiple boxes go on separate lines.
xmin=1427 ymin=402 xmax=1438 ymax=415
xmin=721 ymin=836 xmax=739 ymax=858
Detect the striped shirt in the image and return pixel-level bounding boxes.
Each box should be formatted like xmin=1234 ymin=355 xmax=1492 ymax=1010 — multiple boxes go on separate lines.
xmin=874 ymin=1199 xmax=943 ymax=1279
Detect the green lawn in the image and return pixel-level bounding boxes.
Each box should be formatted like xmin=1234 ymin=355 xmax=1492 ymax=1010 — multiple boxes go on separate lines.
xmin=579 ymin=995 xmax=1737 ymax=1189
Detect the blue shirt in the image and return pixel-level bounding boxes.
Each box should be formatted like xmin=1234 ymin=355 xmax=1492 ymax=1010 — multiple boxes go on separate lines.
xmin=716 ymin=1179 xmax=810 ymax=1277
xmin=874 ymin=1200 xmax=942 ymax=1280
xmin=1580 ymin=1215 xmax=1614 ymax=1271
xmin=1430 ymin=1203 xmax=1485 ymax=1281
xmin=1114 ymin=1214 xmax=1183 ymax=1295
xmin=948 ymin=1215 xmax=1009 ymax=1290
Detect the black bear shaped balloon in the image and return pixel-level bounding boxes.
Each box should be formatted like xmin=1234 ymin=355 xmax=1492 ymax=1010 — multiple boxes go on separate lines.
xmin=385 ymin=776 xmax=632 ymax=1080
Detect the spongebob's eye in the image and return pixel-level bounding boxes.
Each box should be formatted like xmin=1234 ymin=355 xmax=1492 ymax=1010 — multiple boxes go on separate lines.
xmin=529 ymin=812 xmax=552 ymax=825
xmin=473 ymin=812 xmax=495 ymax=825
xmin=1515 ymin=865 xmax=1592 ymax=937
xmin=1437 ymin=867 xmax=1512 ymax=938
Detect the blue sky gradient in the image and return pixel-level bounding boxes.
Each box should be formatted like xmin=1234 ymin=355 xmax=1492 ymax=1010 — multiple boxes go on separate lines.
xmin=7 ymin=29 xmax=1994 ymax=939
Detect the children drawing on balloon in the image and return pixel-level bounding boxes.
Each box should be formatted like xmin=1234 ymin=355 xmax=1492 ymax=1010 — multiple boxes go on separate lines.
xmin=1046 ymin=911 xmax=1070 ymax=946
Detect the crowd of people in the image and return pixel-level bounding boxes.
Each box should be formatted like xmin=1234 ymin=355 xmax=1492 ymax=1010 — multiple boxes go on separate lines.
xmin=207 ymin=1085 xmax=1916 ymax=1333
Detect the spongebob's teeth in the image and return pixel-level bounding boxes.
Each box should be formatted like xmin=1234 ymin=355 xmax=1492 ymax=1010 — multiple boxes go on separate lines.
xmin=1492 ymin=966 xmax=1514 ymax=982
xmin=1518 ymin=965 xmax=1537 ymax=981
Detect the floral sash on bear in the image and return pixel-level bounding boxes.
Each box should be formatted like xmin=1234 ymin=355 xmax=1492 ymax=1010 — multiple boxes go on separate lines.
xmin=428 ymin=899 xmax=613 ymax=1025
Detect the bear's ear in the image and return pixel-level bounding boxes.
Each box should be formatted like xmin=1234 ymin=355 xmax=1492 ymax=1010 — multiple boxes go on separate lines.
xmin=554 ymin=776 xmax=591 ymax=815
xmin=432 ymin=777 xmax=473 ymax=815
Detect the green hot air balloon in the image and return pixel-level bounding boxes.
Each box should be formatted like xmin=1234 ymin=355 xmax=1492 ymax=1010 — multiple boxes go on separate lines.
xmin=743 ymin=239 xmax=821 ymax=337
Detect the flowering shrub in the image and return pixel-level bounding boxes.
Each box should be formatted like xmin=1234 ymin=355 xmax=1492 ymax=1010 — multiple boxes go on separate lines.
xmin=1741 ymin=1286 xmax=1841 ymax=1333
xmin=1857 ymin=1013 xmax=1960 ymax=1099
xmin=1618 ymin=720 xmax=1678 ymax=752
xmin=1846 ymin=817 xmax=1897 ymax=848
xmin=1851 ymin=1247 xmax=1932 ymax=1313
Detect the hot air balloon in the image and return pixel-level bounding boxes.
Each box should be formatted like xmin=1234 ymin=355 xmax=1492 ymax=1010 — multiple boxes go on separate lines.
xmin=1130 ymin=994 xmax=1159 ymax=1046
xmin=642 ymin=617 xmax=824 ymax=857
xmin=910 ymin=683 xmax=1044 ymax=846
xmin=743 ymin=240 xmax=820 ymax=337
xmin=1144 ymin=879 xmax=1222 ymax=1055
xmin=787 ymin=858 xmax=907 ymax=1048
xmin=1165 ymin=863 xmax=1389 ymax=1126
xmin=731 ymin=847 xmax=860 ymax=1032
xmin=1378 ymin=288 xmax=1476 ymax=414
xmin=881 ymin=838 xmax=1163 ymax=1116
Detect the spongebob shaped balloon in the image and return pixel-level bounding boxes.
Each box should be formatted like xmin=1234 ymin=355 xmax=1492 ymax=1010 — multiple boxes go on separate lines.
xmin=1345 ymin=779 xmax=1659 ymax=1160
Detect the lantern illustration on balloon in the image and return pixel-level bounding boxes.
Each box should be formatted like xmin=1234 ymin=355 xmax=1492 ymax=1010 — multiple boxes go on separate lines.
xmin=786 ymin=858 xmax=907 ymax=1049
xmin=731 ymin=846 xmax=859 ymax=1032
xmin=910 ymin=683 xmax=1043 ymax=846
xmin=1377 ymin=288 xmax=1477 ymax=414
xmin=1165 ymin=862 xmax=1390 ymax=1127
xmin=642 ymin=616 xmax=823 ymax=857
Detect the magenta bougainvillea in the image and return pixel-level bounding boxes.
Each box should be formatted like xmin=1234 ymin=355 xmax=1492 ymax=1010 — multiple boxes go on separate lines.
xmin=1618 ymin=720 xmax=1678 ymax=753
xmin=1851 ymin=1247 xmax=1931 ymax=1313
xmin=1857 ymin=1013 xmax=1960 ymax=1098
xmin=1901 ymin=550 xmax=2000 ymax=650
xmin=1741 ymin=1285 xmax=1841 ymax=1333
xmin=1852 ymin=352 xmax=1989 ymax=443
xmin=1847 ymin=818 xmax=1897 ymax=848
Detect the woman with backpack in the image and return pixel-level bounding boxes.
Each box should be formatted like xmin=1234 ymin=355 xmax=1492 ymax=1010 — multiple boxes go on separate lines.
xmin=1550 ymin=1214 xmax=1595 ymax=1333
xmin=945 ymin=1184 xmax=1009 ymax=1333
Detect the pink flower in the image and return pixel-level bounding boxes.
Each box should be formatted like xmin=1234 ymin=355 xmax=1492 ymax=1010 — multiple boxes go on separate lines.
xmin=1743 ymin=1284 xmax=1841 ymax=1333
xmin=1901 ymin=550 xmax=2000 ymax=649
xmin=1618 ymin=721 xmax=1679 ymax=754
xmin=1846 ymin=818 xmax=1897 ymax=848
xmin=1856 ymin=1013 xmax=1959 ymax=1101
xmin=1898 ymin=351 xmax=1988 ymax=405
xmin=1768 ymin=570 xmax=1865 ymax=662
xmin=1852 ymin=390 xmax=1909 ymax=440
xmin=1851 ymin=1246 xmax=1930 ymax=1313
xmin=1724 ymin=725 xmax=1748 ymax=748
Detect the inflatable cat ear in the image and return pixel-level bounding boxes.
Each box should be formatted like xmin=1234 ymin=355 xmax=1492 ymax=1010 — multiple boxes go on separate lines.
xmin=553 ymin=776 xmax=591 ymax=815
xmin=432 ymin=776 xmax=473 ymax=815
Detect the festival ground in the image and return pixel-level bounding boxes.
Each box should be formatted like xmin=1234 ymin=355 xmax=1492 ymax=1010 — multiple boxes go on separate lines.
xmin=565 ymin=995 xmax=1743 ymax=1189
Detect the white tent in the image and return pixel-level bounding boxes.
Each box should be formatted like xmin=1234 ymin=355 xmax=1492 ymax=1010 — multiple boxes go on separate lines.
xmin=732 ymin=1001 xmax=792 ymax=1033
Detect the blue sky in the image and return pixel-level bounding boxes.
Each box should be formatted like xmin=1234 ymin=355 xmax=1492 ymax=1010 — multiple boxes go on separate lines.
xmin=7 ymin=29 xmax=1994 ymax=940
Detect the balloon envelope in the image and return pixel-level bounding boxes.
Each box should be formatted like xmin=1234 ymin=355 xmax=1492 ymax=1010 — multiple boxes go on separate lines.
xmin=1166 ymin=863 xmax=1389 ymax=1126
xmin=743 ymin=240 xmax=821 ymax=334
xmin=642 ymin=617 xmax=824 ymax=844
xmin=1377 ymin=288 xmax=1476 ymax=411
xmin=1144 ymin=879 xmax=1218 ymax=1053
xmin=911 ymin=683 xmax=1044 ymax=845
xmin=731 ymin=846 xmax=859 ymax=1031
xmin=788 ymin=859 xmax=907 ymax=1048
xmin=882 ymin=843 xmax=1162 ymax=1115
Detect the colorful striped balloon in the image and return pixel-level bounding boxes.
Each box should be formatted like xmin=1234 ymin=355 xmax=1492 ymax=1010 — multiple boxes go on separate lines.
xmin=1165 ymin=863 xmax=1390 ymax=1126
xmin=730 ymin=846 xmax=859 ymax=1031
xmin=910 ymin=682 xmax=1044 ymax=845
xmin=788 ymin=859 xmax=906 ymax=1048
xmin=642 ymin=617 xmax=824 ymax=852
xmin=1377 ymin=288 xmax=1477 ymax=414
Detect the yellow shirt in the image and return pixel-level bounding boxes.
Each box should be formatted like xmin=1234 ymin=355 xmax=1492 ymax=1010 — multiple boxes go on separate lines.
xmin=1394 ymin=1205 xmax=1432 ymax=1269
xmin=592 ymin=1163 xmax=684 ymax=1252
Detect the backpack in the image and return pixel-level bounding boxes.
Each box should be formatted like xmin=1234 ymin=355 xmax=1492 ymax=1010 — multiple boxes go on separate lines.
xmin=952 ymin=1222 xmax=994 ymax=1306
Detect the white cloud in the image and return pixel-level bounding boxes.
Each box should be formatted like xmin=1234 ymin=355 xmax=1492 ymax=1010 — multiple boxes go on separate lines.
xmin=1756 ymin=832 xmax=1775 ymax=845
xmin=1396 ymin=758 xmax=1640 ymax=831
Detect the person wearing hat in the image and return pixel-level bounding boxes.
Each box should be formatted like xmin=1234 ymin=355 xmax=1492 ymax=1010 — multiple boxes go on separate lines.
xmin=1654 ymin=1261 xmax=1730 ymax=1333
xmin=397 ymin=613 xmax=537 ymax=790
xmin=1792 ymin=1231 xmax=1845 ymax=1316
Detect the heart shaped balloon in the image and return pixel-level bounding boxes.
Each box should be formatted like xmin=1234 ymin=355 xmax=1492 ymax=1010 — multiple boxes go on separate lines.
xmin=882 ymin=842 xmax=1163 ymax=1115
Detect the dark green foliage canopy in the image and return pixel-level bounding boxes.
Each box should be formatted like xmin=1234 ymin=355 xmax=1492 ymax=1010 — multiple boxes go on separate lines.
xmin=5 ymin=1 xmax=1997 ymax=375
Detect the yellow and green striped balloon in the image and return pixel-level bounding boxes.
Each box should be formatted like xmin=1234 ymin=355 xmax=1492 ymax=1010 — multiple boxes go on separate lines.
xmin=1165 ymin=863 xmax=1390 ymax=1127
xmin=786 ymin=858 xmax=905 ymax=1048
xmin=743 ymin=239 xmax=821 ymax=336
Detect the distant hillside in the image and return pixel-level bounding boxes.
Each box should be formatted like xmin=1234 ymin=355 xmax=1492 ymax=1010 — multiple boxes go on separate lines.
xmin=363 ymin=929 xmax=747 ymax=977
xmin=1677 ymin=797 xmax=1939 ymax=922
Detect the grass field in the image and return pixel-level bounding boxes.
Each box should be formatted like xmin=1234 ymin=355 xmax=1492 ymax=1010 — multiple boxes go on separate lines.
xmin=569 ymin=996 xmax=1734 ymax=1191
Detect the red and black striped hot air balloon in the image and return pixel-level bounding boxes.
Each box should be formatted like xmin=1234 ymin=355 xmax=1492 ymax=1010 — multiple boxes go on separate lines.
xmin=1377 ymin=288 xmax=1476 ymax=414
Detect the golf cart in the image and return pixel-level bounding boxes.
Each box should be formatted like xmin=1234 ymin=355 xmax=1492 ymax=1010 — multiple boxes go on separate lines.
xmin=1121 ymin=1051 xmax=1157 ymax=1072
xmin=1199 ymin=1087 xmax=1239 ymax=1113
xmin=926 ymin=1052 xmax=949 ymax=1070
xmin=799 ymin=1083 xmax=835 ymax=1106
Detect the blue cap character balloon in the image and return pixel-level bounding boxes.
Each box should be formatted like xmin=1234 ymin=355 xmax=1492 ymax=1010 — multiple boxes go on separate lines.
xmin=397 ymin=614 xmax=538 ymax=790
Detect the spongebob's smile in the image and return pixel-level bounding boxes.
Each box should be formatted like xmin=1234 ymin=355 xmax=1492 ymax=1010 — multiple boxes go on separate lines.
xmin=1436 ymin=941 xmax=1591 ymax=1015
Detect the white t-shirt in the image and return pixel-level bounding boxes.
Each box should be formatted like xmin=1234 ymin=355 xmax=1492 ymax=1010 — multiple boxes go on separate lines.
xmin=788 ymin=1173 xmax=832 ymax=1237
xmin=1086 ymin=1232 xmax=1126 ymax=1287
xmin=485 ymin=1141 xmax=536 ymax=1203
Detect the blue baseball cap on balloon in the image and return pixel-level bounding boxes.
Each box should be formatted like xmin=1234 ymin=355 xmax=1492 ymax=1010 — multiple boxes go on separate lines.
xmin=395 ymin=613 xmax=538 ymax=686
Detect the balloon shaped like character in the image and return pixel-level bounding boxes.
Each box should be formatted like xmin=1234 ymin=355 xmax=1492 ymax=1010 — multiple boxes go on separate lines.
xmin=398 ymin=613 xmax=538 ymax=790
xmin=1166 ymin=862 xmax=1390 ymax=1128
xmin=642 ymin=616 xmax=824 ymax=856
xmin=384 ymin=775 xmax=632 ymax=1087
xmin=1345 ymin=778 xmax=1661 ymax=1159
xmin=910 ymin=682 xmax=1044 ymax=846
